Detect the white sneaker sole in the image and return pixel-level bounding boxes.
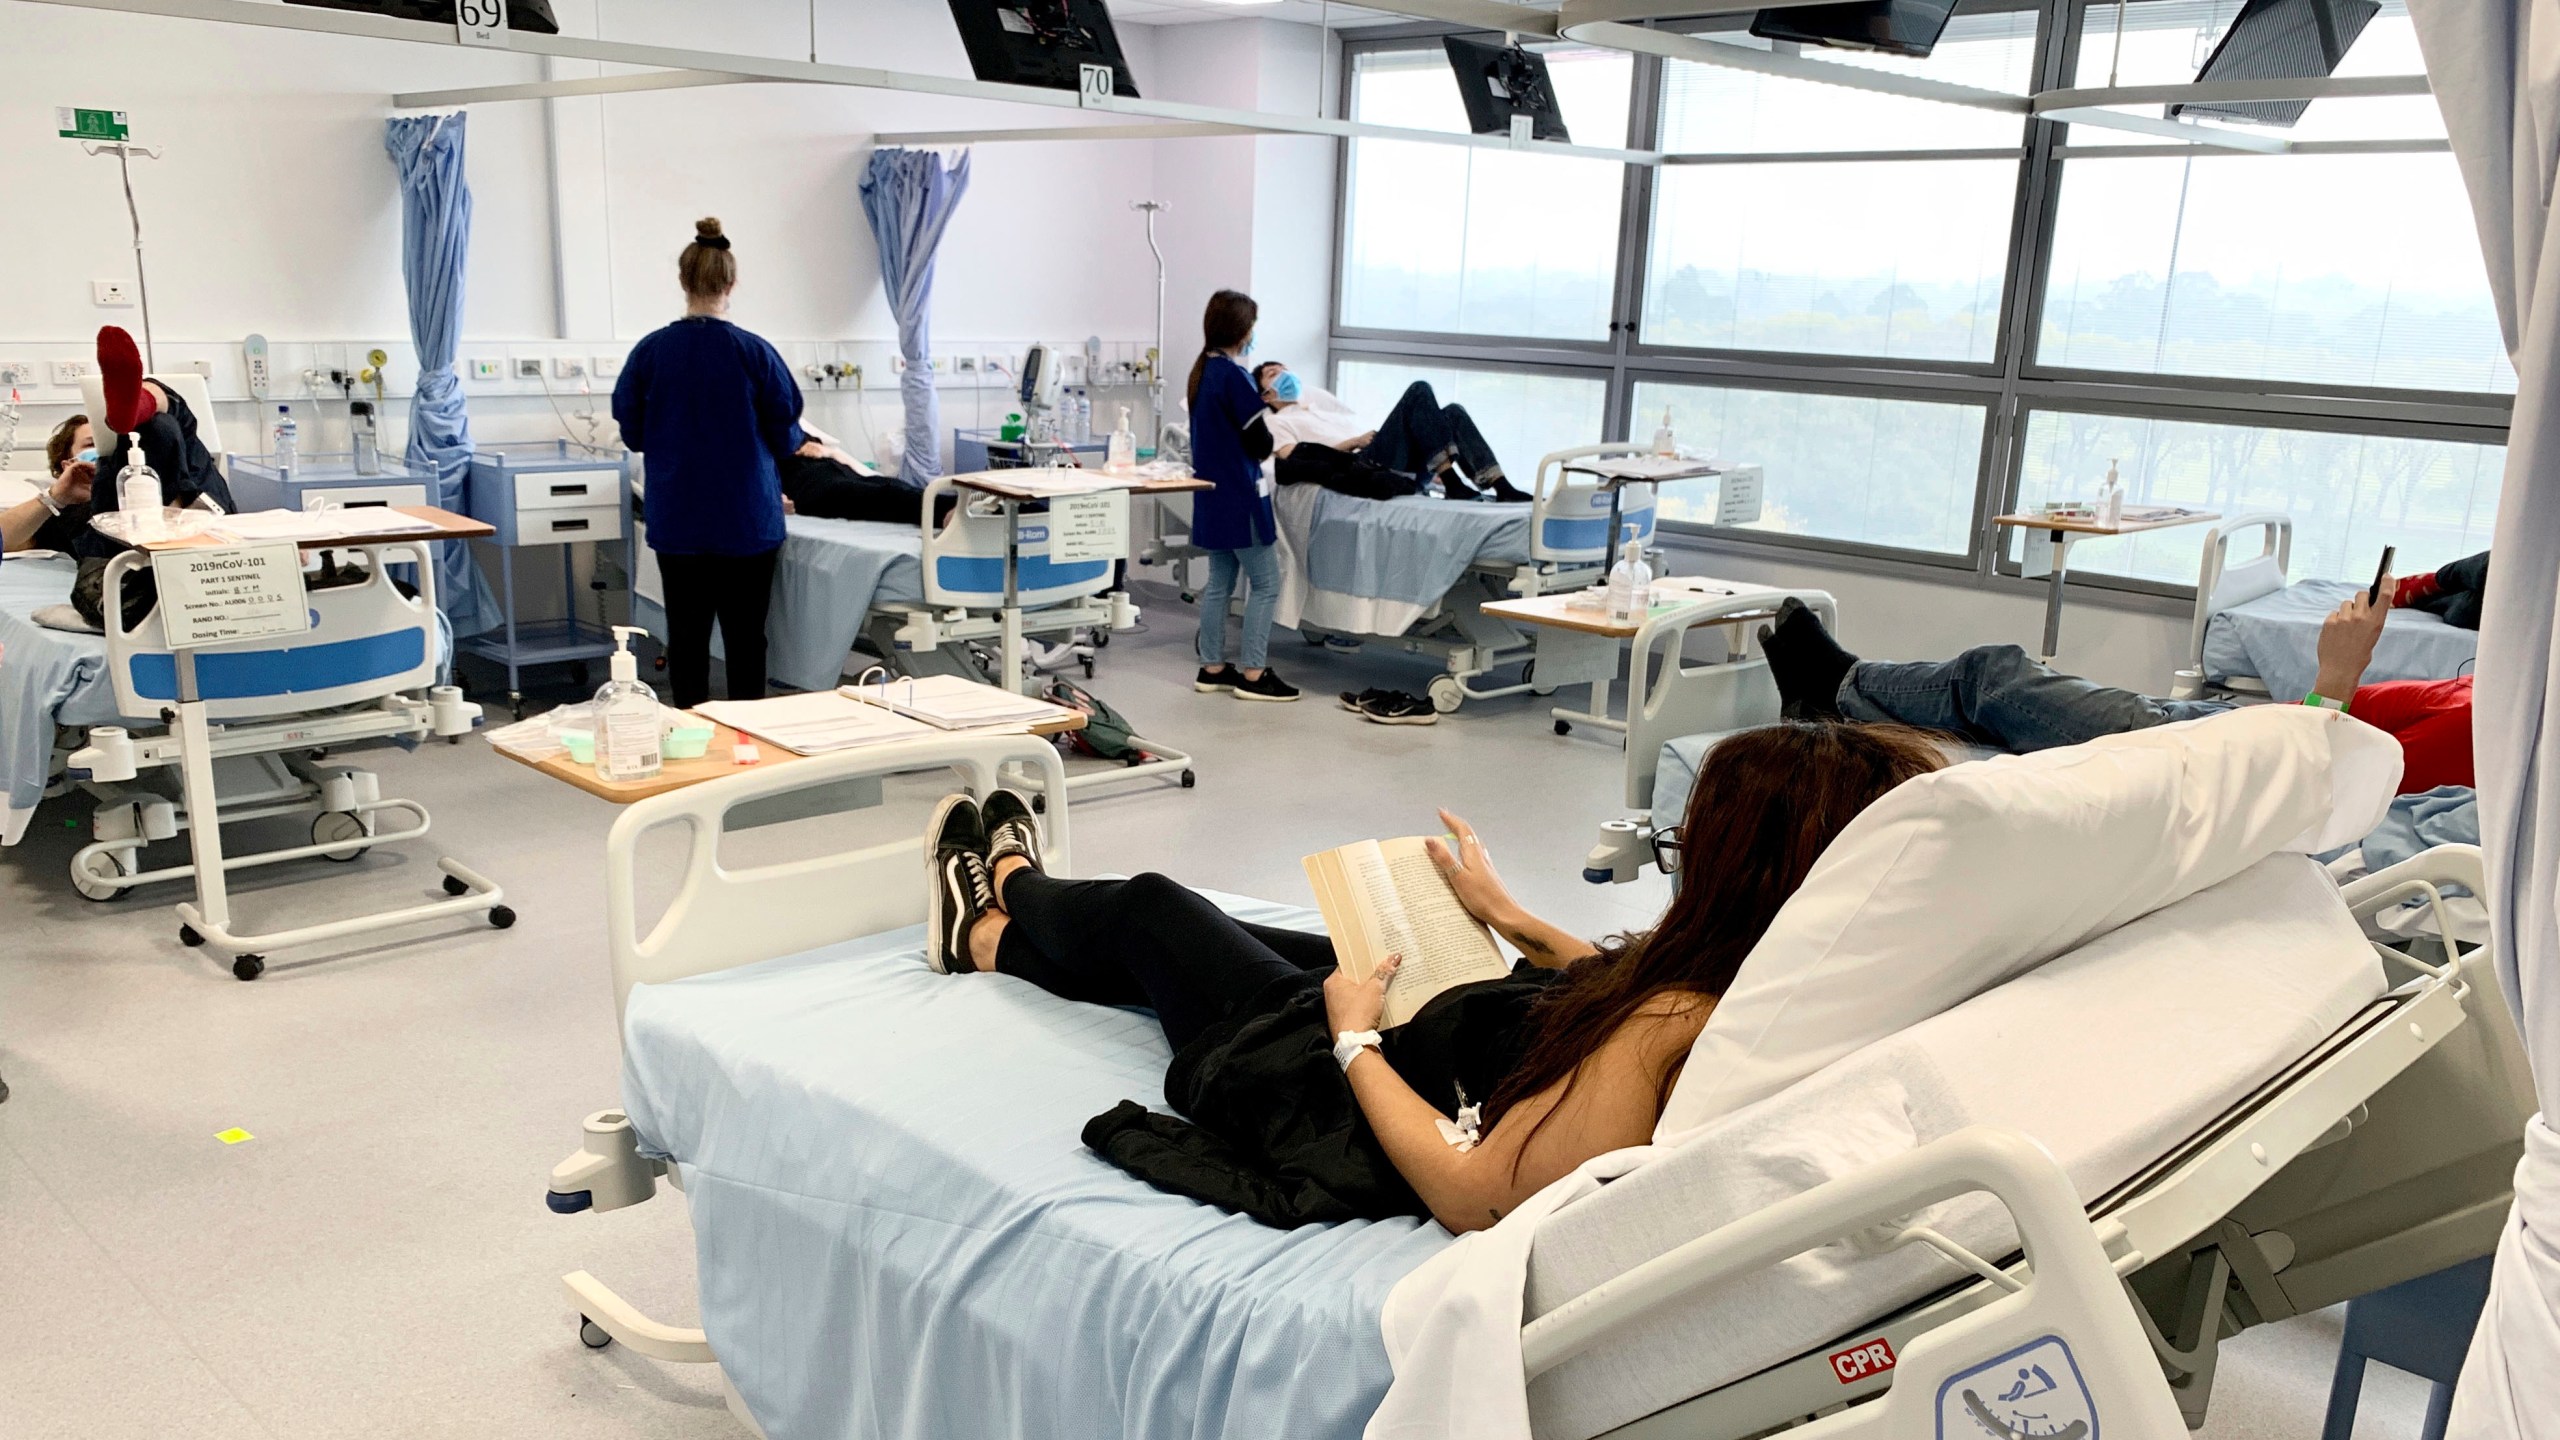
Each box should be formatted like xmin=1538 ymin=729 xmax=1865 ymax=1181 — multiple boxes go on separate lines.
xmin=1233 ymin=689 xmax=1301 ymax=702
xmin=1361 ymin=710 xmax=1438 ymax=725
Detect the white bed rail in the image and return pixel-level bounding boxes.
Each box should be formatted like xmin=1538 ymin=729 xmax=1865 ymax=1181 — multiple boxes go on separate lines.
xmin=2185 ymin=512 xmax=2293 ymax=695
xmin=603 ymin=732 xmax=1070 ymax=1020
xmin=1527 ymin=1126 xmax=2186 ymax=1439
xmin=1530 ymin=443 xmax=1662 ymax=568
xmin=1625 ymin=589 xmax=1836 ymax=810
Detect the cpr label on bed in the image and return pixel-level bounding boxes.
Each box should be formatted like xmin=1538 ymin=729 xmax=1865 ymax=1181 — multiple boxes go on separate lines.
xmin=1830 ymin=1338 xmax=1897 ymax=1384
xmin=153 ymin=543 xmax=311 ymax=648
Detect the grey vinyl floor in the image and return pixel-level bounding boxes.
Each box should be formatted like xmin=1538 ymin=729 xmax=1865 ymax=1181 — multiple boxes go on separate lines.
xmin=0 ymin=595 xmax=2436 ymax=1438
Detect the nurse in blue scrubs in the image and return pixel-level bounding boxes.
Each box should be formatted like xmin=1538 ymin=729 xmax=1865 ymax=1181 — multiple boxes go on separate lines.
xmin=1184 ymin=289 xmax=1297 ymax=702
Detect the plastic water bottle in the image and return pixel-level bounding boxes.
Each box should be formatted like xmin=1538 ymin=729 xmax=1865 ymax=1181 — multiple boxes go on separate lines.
xmin=272 ymin=405 xmax=299 ymax=475
xmin=349 ymin=400 xmax=382 ymax=476
xmin=117 ymin=431 xmax=165 ymax=540
xmin=1605 ymin=524 xmax=1651 ymax=623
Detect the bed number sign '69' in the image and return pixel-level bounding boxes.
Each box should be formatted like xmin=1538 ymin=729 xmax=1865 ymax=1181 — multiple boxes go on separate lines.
xmin=457 ymin=0 xmax=508 ymax=47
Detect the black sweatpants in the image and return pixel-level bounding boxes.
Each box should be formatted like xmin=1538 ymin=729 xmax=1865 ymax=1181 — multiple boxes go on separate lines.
xmin=995 ymin=871 xmax=1337 ymax=1051
xmin=1360 ymin=381 xmax=1505 ymax=484
xmin=656 ymin=547 xmax=780 ymax=709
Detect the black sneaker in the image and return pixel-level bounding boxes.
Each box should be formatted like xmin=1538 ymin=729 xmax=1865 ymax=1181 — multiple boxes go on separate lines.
xmin=983 ymin=788 xmax=1043 ymax=874
xmin=1194 ymin=665 xmax=1239 ymax=693
xmin=1338 ymin=687 xmax=1392 ymax=713
xmin=924 ymin=794 xmax=990 ymax=975
xmin=1232 ymin=668 xmax=1301 ymax=703
xmin=1358 ymin=690 xmax=1439 ymax=726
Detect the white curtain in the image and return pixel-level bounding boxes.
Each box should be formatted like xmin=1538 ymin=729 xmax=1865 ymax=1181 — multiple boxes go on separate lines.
xmin=2408 ymin=3 xmax=2560 ymax=1431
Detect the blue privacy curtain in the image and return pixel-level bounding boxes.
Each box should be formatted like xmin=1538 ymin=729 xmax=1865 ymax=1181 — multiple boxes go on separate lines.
xmin=384 ymin=111 xmax=497 ymax=634
xmin=859 ymin=147 xmax=972 ymax=486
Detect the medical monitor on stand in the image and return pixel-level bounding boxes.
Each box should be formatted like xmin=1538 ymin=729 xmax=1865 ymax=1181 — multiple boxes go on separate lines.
xmin=1441 ymin=36 xmax=1571 ymax=143
xmin=1748 ymin=0 xmax=1959 ymax=59
xmin=2170 ymin=0 xmax=2379 ymax=126
xmin=948 ymin=1 xmax=1142 ymax=97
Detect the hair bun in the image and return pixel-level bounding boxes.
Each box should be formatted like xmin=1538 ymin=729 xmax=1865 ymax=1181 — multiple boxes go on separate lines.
xmin=695 ymin=217 xmax=724 ymax=240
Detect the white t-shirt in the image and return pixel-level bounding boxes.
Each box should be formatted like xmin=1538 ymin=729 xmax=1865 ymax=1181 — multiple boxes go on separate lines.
xmin=1262 ymin=385 xmax=1368 ymax=452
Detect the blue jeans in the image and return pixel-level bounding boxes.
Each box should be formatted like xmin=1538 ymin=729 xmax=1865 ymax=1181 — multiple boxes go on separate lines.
xmin=1197 ymin=543 xmax=1281 ymax=670
xmin=1838 ymin=644 xmax=2232 ymax=752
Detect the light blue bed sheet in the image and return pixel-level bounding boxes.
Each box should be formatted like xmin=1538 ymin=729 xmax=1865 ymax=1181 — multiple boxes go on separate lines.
xmin=1301 ymin=490 xmax=1530 ymax=606
xmin=635 ymin=515 xmax=926 ymax=693
xmin=0 ymin=555 xmax=128 ymax=844
xmin=619 ymin=889 xmax=1449 ymax=1440
xmin=2203 ymin=579 xmax=2477 ymax=701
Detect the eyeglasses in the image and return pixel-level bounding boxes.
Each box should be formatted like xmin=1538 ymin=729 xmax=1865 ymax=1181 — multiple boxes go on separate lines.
xmin=1652 ymin=826 xmax=1684 ymax=875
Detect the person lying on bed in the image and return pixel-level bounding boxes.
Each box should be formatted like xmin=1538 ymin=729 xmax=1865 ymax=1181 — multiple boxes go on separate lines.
xmin=1254 ymin=361 xmax=1531 ymax=504
xmin=922 ymin=721 xmax=1947 ymax=1231
xmin=774 ymin=423 xmax=954 ymax=526
xmin=1757 ymin=587 xmax=2470 ymax=795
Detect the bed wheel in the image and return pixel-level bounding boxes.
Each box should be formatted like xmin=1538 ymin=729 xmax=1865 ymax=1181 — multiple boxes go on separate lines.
xmin=232 ymin=954 xmax=266 ymax=982
xmin=1082 ymin=658 xmax=1095 ymax=679
xmin=488 ymin=905 xmax=518 ymax=930
xmin=443 ymin=874 xmax=470 ymax=896
xmin=1555 ymin=719 xmax=1571 ymax=736
xmin=1428 ymin=676 xmax=1465 ymax=714
xmin=1180 ymin=769 xmax=1196 ymax=789
xmin=71 ymin=850 xmax=134 ymax=902
xmin=312 ymin=811 xmax=371 ymax=863
xmin=578 ymin=1316 xmax=613 ymax=1350
xmin=179 ymin=924 xmax=205 ymax=948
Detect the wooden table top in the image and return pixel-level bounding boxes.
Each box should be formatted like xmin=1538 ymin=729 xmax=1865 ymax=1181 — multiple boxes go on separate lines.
xmin=951 ymin=471 xmax=1213 ymax=500
xmin=1484 ymin=581 xmax=1783 ymax=638
xmin=500 ymin=711 xmax=1087 ymax=805
xmin=1991 ymin=508 xmax=2219 ymax=537
xmin=134 ymin=504 xmax=495 ymax=551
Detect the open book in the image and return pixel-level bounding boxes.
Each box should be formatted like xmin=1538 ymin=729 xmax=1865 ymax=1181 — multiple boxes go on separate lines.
xmin=1303 ymin=837 xmax=1510 ymax=1029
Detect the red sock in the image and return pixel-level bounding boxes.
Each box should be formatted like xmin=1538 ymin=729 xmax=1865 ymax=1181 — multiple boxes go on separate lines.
xmin=96 ymin=326 xmax=156 ymax=435
xmin=2394 ymin=571 xmax=2442 ymax=609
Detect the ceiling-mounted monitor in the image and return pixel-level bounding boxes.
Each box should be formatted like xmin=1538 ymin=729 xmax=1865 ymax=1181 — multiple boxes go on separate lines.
xmin=284 ymin=0 xmax=559 ymax=30
xmin=1747 ymin=0 xmax=1959 ymax=59
xmin=1442 ymin=36 xmax=1571 ymax=143
xmin=947 ymin=1 xmax=1141 ymax=98
xmin=2171 ymin=0 xmax=2380 ymax=127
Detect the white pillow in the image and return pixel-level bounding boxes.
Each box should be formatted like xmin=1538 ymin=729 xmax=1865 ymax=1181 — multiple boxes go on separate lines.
xmin=1655 ymin=704 xmax=2400 ymax=1140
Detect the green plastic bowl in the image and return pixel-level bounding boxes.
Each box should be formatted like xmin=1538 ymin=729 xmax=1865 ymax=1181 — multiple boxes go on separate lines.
xmin=663 ymin=723 xmax=715 ymax=760
xmin=559 ymin=729 xmax=595 ymax=765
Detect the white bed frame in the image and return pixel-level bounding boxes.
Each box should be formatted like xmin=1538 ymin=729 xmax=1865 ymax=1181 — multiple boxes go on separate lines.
xmin=539 ymin=739 xmax=2517 ymax=1440
xmin=2181 ymin=512 xmax=2294 ymax=700
xmin=1584 ymin=589 xmax=1837 ymax=883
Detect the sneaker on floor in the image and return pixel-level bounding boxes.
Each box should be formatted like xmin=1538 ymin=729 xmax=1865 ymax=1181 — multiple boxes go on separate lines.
xmin=1232 ymin=668 xmax=1301 ymax=702
xmin=1194 ymin=665 xmax=1239 ymax=693
xmin=1338 ymin=687 xmax=1392 ymax=713
xmin=1358 ymin=690 xmax=1439 ymax=726
xmin=983 ymin=787 xmax=1044 ymax=873
xmin=924 ymin=793 xmax=990 ymax=975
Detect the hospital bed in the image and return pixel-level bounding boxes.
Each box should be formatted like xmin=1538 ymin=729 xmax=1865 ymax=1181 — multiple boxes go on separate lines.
xmin=2185 ymin=513 xmax=2478 ymax=701
xmin=538 ymin=717 xmax=2521 ymax=1440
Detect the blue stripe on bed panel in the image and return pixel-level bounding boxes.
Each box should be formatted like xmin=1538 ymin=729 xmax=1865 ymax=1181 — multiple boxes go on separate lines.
xmin=933 ymin=554 xmax=1113 ymax=597
xmin=128 ymin=628 xmax=429 ymax=702
xmin=1541 ymin=509 xmax=1659 ymax=554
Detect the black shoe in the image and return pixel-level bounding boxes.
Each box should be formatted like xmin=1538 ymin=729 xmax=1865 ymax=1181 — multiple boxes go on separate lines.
xmin=1482 ymin=475 xmax=1533 ymax=504
xmin=983 ymin=788 xmax=1043 ymax=873
xmin=1358 ymin=690 xmax=1438 ymax=726
xmin=1338 ymin=687 xmax=1392 ymax=713
xmin=1194 ymin=665 xmax=1238 ymax=693
xmin=924 ymin=794 xmax=990 ymax=975
xmin=1759 ymin=596 xmax=1857 ymax=721
xmin=1232 ymin=668 xmax=1301 ymax=703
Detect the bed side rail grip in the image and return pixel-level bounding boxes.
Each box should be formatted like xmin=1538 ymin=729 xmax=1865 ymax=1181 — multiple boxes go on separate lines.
xmin=2188 ymin=512 xmax=2294 ymax=670
xmin=1519 ymin=1127 xmax=2188 ymax=1438
xmin=1531 ymin=442 xmax=1663 ymax=504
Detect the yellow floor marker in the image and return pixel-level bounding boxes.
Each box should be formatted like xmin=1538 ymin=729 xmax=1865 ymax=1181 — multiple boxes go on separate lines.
xmin=215 ymin=1128 xmax=254 ymax=1145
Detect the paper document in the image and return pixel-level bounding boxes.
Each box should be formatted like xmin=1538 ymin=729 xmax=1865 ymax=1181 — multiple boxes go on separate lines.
xmin=1304 ymin=836 xmax=1509 ymax=1029
xmin=965 ymin=468 xmax=1134 ymax=498
xmin=1571 ymin=454 xmax=1722 ymax=484
xmin=845 ymin=674 xmax=1075 ymax=731
xmin=695 ymin=692 xmax=937 ymax=755
xmin=211 ymin=509 xmax=441 ymax=542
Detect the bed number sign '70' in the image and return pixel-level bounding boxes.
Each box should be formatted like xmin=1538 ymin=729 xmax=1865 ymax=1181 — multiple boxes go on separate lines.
xmin=1830 ymin=1338 xmax=1898 ymax=1385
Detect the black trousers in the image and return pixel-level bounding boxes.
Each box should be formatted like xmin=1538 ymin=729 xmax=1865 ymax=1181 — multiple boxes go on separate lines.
xmin=2411 ymin=550 xmax=2490 ymax=631
xmin=1359 ymin=381 xmax=1505 ymax=483
xmin=996 ymin=871 xmax=1336 ymax=1051
xmin=1274 ymin=443 xmax=1425 ymax=501
xmin=778 ymin=454 xmax=949 ymax=525
xmin=655 ymin=547 xmax=780 ymax=709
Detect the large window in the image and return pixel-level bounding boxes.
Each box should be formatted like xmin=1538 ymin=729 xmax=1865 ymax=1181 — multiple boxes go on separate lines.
xmin=1632 ymin=381 xmax=1988 ymax=555
xmin=1334 ymin=1 xmax=2511 ymax=595
xmin=1339 ymin=44 xmax=1633 ymax=341
xmin=1335 ymin=359 xmax=1608 ymax=481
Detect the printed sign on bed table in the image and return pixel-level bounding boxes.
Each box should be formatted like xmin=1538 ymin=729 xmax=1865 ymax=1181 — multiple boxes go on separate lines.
xmin=1716 ymin=468 xmax=1764 ymax=526
xmin=152 ymin=542 xmax=311 ymax=648
xmin=1051 ymin=491 xmax=1129 ymax=563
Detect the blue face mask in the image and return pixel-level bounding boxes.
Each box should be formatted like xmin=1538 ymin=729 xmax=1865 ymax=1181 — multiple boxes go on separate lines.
xmin=1240 ymin=336 xmax=1255 ymax=359
xmin=1271 ymin=371 xmax=1302 ymax=403
xmin=75 ymin=447 xmax=97 ymax=465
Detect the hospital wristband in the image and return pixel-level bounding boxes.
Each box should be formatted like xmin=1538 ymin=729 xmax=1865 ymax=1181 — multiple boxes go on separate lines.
xmin=1333 ymin=1030 xmax=1383 ymax=1071
xmin=2302 ymin=691 xmax=2349 ymax=713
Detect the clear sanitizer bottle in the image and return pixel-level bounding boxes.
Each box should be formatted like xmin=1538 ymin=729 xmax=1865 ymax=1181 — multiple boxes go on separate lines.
xmin=272 ymin=405 xmax=299 ymax=476
xmin=593 ymin=625 xmax=664 ymax=782
xmin=117 ymin=432 xmax=166 ymax=541
xmin=2098 ymin=458 xmax=2125 ymax=527
xmin=1106 ymin=405 xmax=1137 ymax=473
xmin=349 ymin=400 xmax=382 ymax=476
xmin=1605 ymin=524 xmax=1651 ymax=622
xmin=1652 ymin=406 xmax=1677 ymax=458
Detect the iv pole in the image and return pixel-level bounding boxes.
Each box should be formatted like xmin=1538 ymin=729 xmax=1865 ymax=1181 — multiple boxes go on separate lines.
xmin=84 ymin=140 xmax=164 ymax=369
xmin=1131 ymin=199 xmax=1168 ymax=451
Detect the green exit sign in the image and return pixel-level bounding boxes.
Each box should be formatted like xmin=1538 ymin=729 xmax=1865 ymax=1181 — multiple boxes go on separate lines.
xmin=56 ymin=107 xmax=129 ymax=142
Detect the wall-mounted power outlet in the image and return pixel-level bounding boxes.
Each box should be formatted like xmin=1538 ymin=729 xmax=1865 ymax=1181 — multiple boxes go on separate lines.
xmin=953 ymin=355 xmax=981 ymax=376
xmin=591 ymin=355 xmax=622 ymax=379
xmin=50 ymin=359 xmax=95 ymax=387
xmin=0 ymin=361 xmax=34 ymax=387
xmin=92 ymin=279 xmax=134 ymax=307
xmin=469 ymin=358 xmax=503 ymax=381
xmin=553 ymin=356 xmax=585 ymax=380
xmin=514 ymin=357 xmax=545 ymax=380
xmin=929 ymin=356 xmax=953 ymax=375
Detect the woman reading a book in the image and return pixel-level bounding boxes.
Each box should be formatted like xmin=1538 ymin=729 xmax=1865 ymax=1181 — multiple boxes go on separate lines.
xmin=925 ymin=722 xmax=1946 ymax=1232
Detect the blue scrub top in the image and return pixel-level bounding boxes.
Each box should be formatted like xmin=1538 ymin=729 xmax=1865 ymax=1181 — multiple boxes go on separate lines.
xmin=1188 ymin=354 xmax=1276 ymax=552
xmin=612 ymin=315 xmax=807 ymax=557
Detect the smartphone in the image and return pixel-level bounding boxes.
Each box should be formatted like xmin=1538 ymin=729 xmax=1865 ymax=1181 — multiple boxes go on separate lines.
xmin=2368 ymin=545 xmax=2397 ymax=605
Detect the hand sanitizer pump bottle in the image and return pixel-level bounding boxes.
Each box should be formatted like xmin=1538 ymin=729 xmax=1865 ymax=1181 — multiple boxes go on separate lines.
xmin=118 ymin=432 xmax=165 ymax=540
xmin=1652 ymin=406 xmax=1677 ymax=458
xmin=593 ymin=626 xmax=664 ymax=782
xmin=2099 ymin=458 xmax=2124 ymax=527
xmin=1605 ymin=524 xmax=1651 ymax=622
xmin=1106 ymin=405 xmax=1137 ymax=473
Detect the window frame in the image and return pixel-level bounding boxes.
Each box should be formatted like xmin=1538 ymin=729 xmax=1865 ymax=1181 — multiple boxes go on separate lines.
xmin=1328 ymin=2 xmax=2514 ymax=606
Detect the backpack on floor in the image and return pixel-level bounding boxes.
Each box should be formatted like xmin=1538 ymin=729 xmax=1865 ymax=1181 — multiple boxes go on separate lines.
xmin=1042 ymin=677 xmax=1149 ymax=764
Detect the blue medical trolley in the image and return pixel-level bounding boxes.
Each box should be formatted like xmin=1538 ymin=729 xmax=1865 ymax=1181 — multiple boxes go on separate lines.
xmin=458 ymin=441 xmax=635 ymax=718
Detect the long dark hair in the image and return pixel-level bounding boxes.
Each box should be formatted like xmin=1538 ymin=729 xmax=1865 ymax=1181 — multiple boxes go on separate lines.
xmin=1483 ymin=721 xmax=1949 ymax=1151
xmin=1186 ymin=289 xmax=1258 ymax=412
